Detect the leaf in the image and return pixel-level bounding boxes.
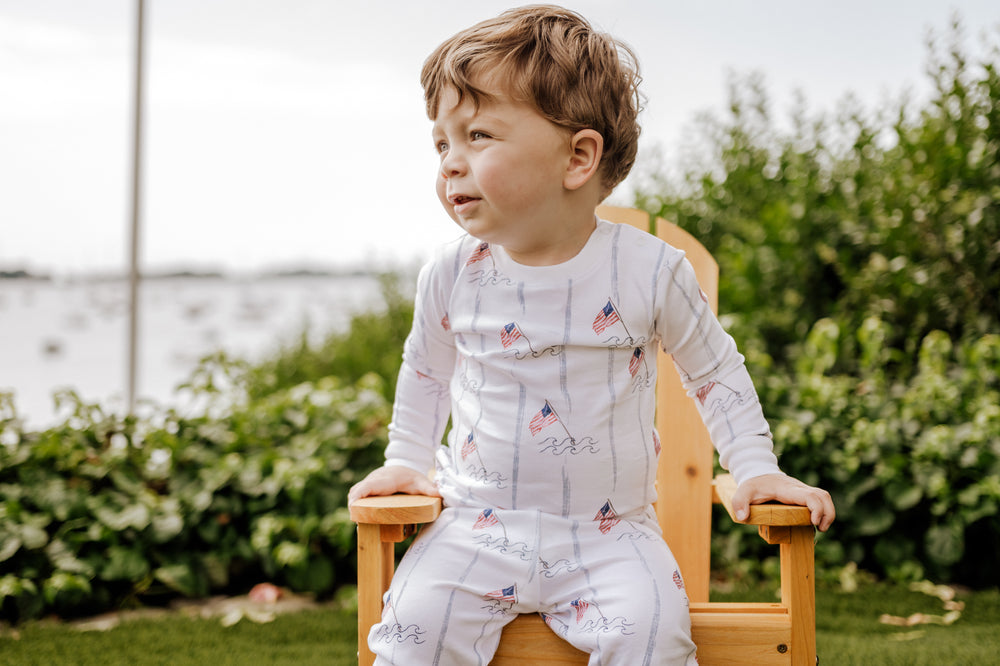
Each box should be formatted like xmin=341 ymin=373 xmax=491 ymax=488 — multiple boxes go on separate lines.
xmin=42 ymin=572 xmax=91 ymax=606
xmin=100 ymin=546 xmax=150 ymax=582
xmin=95 ymin=503 xmax=151 ymax=531
xmin=924 ymin=523 xmax=965 ymax=566
xmin=154 ymin=563 xmax=206 ymax=597
xmin=855 ymin=505 xmax=895 ymax=536
xmin=0 ymin=535 xmax=21 ymax=562
xmin=284 ymin=555 xmax=334 ymax=594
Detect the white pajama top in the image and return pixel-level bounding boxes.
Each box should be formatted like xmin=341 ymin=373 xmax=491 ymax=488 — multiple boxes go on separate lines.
xmin=384 ymin=219 xmax=781 ymax=522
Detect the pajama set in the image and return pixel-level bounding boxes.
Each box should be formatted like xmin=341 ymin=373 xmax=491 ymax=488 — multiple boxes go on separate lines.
xmin=371 ymin=219 xmax=782 ymax=665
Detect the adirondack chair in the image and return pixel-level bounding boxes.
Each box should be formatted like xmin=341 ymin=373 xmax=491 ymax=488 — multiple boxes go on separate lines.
xmin=349 ymin=206 xmax=818 ymax=665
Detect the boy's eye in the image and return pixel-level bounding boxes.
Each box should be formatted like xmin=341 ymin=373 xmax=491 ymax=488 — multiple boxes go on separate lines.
xmin=435 ymin=140 xmax=449 ymax=154
xmin=471 ymin=131 xmax=489 ymax=141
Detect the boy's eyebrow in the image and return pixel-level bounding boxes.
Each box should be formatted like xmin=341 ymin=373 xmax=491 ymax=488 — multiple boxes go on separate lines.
xmin=432 ymin=106 xmax=512 ymax=134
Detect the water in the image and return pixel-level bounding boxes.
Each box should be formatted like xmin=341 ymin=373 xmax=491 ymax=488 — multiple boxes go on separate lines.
xmin=0 ymin=274 xmax=384 ymax=430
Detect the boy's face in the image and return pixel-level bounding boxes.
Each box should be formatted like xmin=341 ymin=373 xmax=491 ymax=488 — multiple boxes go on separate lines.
xmin=431 ymin=85 xmax=584 ymax=265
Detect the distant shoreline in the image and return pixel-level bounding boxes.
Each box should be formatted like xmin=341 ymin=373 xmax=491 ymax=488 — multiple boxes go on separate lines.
xmin=0 ymin=267 xmax=381 ymax=283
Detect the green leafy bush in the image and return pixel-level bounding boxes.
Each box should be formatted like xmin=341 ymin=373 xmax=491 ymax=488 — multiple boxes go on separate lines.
xmin=640 ymin=20 xmax=1000 ymax=585
xmin=0 ymin=364 xmax=390 ymax=622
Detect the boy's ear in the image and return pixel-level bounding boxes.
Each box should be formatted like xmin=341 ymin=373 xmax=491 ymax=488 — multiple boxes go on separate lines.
xmin=564 ymin=129 xmax=604 ymax=191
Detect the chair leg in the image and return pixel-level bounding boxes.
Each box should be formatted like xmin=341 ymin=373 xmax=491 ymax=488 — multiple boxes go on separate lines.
xmin=782 ymin=526 xmax=816 ymax=666
xmin=357 ymin=523 xmax=392 ymax=666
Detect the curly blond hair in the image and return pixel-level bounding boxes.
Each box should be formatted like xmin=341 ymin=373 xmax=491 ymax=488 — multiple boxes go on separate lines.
xmin=421 ymin=4 xmax=643 ymax=196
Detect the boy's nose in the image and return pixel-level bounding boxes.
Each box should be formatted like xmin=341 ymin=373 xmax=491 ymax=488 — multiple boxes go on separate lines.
xmin=440 ymin=150 xmax=466 ymax=179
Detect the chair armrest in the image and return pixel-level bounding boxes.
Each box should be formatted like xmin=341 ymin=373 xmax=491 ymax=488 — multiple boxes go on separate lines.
xmin=713 ymin=473 xmax=813 ymax=527
xmin=349 ymin=494 xmax=442 ymax=525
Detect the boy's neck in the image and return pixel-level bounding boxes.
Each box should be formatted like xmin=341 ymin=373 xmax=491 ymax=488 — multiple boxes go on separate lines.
xmin=502 ymin=205 xmax=599 ymax=267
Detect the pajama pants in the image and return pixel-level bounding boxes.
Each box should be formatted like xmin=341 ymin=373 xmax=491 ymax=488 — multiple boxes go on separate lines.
xmin=370 ymin=505 xmax=698 ymax=665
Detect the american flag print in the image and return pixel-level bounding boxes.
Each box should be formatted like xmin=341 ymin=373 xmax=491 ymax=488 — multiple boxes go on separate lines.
xmin=570 ymin=598 xmax=590 ymax=623
xmin=653 ymin=429 xmax=661 ymax=455
xmin=595 ymin=499 xmax=620 ymax=534
xmin=484 ymin=584 xmax=517 ymax=604
xmin=673 ymin=569 xmax=685 ymax=590
xmin=441 ymin=314 xmax=450 ymax=331
xmin=473 ymin=508 xmax=498 ymax=530
xmin=696 ymin=382 xmax=716 ymax=405
xmin=466 ymin=242 xmax=492 ymax=266
xmin=592 ymin=300 xmax=621 ymax=335
xmin=461 ymin=432 xmax=477 ymax=460
xmin=628 ymin=347 xmax=644 ymax=377
xmin=500 ymin=322 xmax=523 ymax=349
xmin=529 ymin=401 xmax=558 ymax=435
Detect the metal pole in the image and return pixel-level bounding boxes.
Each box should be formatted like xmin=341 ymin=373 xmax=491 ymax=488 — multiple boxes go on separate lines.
xmin=126 ymin=0 xmax=146 ymax=414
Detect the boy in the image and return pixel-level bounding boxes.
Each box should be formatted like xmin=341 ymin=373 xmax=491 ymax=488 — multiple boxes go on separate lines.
xmin=349 ymin=5 xmax=835 ymax=664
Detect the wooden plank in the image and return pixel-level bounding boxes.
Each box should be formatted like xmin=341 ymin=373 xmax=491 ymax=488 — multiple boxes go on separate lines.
xmin=692 ymin=611 xmax=792 ymax=665
xmin=493 ymin=614 xmax=587 ymax=665
xmin=356 ymin=522 xmax=385 ymax=666
xmin=690 ymin=602 xmax=786 ymax=614
xmin=759 ymin=525 xmax=791 ymax=545
xmin=493 ymin=608 xmax=795 ymax=665
xmin=782 ymin=526 xmax=817 ymax=665
xmin=349 ymin=494 xmax=442 ymax=525
xmin=596 ymin=204 xmax=651 ymax=232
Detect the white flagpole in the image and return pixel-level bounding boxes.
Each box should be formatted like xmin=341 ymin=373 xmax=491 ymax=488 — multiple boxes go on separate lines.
xmin=126 ymin=0 xmax=146 ymax=414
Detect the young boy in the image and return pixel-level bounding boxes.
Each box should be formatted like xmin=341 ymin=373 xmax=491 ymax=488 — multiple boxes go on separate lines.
xmin=349 ymin=5 xmax=835 ymax=664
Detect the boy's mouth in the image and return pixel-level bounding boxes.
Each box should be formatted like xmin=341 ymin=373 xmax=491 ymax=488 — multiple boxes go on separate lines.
xmin=449 ymin=194 xmax=479 ymax=205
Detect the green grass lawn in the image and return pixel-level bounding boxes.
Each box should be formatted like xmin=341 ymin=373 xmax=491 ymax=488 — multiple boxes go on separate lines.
xmin=2 ymin=582 xmax=998 ymax=665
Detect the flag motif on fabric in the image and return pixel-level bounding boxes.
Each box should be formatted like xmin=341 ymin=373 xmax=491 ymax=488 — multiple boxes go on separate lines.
xmin=696 ymin=382 xmax=716 ymax=405
xmin=653 ymin=429 xmax=661 ymax=456
xmin=474 ymin=508 xmax=498 ymax=530
xmin=628 ymin=347 xmax=644 ymax=377
xmin=592 ymin=300 xmax=621 ymax=334
xmin=529 ymin=402 xmax=558 ymax=435
xmin=570 ymin=598 xmax=590 ymax=623
xmin=461 ymin=432 xmax=477 ymax=460
xmin=484 ymin=584 xmax=517 ymax=603
xmin=673 ymin=569 xmax=685 ymax=590
xmin=466 ymin=242 xmax=492 ymax=266
xmin=500 ymin=322 xmax=523 ymax=349
xmin=441 ymin=314 xmax=450 ymax=331
xmin=595 ymin=499 xmax=620 ymax=534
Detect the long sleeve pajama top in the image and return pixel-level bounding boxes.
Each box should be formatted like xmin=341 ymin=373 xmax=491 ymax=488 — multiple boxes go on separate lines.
xmin=383 ymin=218 xmax=781 ymax=521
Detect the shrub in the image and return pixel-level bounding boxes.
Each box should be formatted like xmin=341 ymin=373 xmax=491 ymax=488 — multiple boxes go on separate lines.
xmin=638 ymin=20 xmax=1000 ymax=585
xmin=0 ymin=362 xmax=391 ymax=622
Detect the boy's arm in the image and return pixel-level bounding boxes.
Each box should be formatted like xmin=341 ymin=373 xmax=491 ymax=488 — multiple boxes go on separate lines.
xmin=656 ymin=253 xmax=834 ymax=531
xmin=350 ymin=258 xmax=456 ymax=505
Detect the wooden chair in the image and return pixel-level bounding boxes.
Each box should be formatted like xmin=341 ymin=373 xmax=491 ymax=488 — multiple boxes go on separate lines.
xmin=349 ymin=206 xmax=818 ymax=665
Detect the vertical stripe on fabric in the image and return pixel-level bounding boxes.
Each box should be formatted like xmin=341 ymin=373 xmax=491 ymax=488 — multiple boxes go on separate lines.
xmin=663 ymin=254 xmax=721 ymax=367
xmin=570 ymin=521 xmax=602 ymax=662
xmin=560 ymin=279 xmax=573 ymax=412
xmin=512 ymin=383 xmax=526 ymax=509
xmin=630 ymin=540 xmax=662 ymax=666
xmin=561 ymin=466 xmax=572 ymax=518
xmin=606 ymin=347 xmax=619 ymax=490
xmin=610 ymin=224 xmax=622 ymax=306
xmin=431 ymin=548 xmax=482 ymax=665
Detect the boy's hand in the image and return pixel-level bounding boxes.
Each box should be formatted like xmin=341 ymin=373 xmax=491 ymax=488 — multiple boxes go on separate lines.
xmin=348 ymin=465 xmax=440 ymax=506
xmin=731 ymin=473 xmax=835 ymax=532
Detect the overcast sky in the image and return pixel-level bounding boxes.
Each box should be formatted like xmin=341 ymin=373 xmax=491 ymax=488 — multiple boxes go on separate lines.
xmin=2 ymin=0 xmax=998 ymax=275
